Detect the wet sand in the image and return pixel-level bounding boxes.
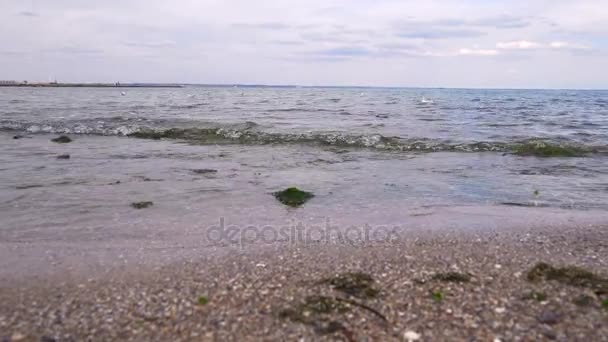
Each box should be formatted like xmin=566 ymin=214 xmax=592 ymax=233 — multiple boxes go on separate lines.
xmin=1 ymin=218 xmax=607 ymax=341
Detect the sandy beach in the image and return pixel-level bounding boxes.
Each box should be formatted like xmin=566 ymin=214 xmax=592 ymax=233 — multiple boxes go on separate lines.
xmin=1 ymin=215 xmax=607 ymax=341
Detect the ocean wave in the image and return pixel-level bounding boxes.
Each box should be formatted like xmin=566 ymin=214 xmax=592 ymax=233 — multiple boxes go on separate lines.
xmin=2 ymin=119 xmax=606 ymax=156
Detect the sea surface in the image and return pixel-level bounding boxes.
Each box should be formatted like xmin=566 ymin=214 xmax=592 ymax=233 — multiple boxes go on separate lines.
xmin=1 ymin=86 xmax=608 ymax=277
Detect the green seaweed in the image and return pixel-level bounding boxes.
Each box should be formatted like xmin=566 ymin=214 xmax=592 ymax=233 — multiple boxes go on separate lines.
xmin=198 ymin=296 xmax=208 ymax=306
xmin=273 ymin=187 xmax=314 ymax=207
xmin=51 ymin=135 xmax=72 ymax=143
xmin=131 ymin=201 xmax=154 ymax=209
xmin=602 ymin=299 xmax=608 ymax=309
xmin=430 ymin=290 xmax=444 ymax=302
xmin=431 ymin=272 xmax=471 ymax=283
xmin=321 ymin=272 xmax=380 ymax=298
xmin=513 ymin=141 xmax=587 ymax=157
xmin=527 ymin=262 xmax=608 ymax=295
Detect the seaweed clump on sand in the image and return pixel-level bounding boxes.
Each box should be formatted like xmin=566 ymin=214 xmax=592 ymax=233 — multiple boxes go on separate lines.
xmin=527 ymin=262 xmax=608 ymax=295
xmin=279 ymin=296 xmax=351 ymax=336
xmin=430 ymin=272 xmax=472 ymax=283
xmin=321 ymin=272 xmax=380 ymax=299
xmin=51 ymin=135 xmax=72 ymax=143
xmin=274 ymin=187 xmax=314 ymax=207
xmin=513 ymin=140 xmax=587 ymax=157
xmin=131 ymin=201 xmax=154 ymax=209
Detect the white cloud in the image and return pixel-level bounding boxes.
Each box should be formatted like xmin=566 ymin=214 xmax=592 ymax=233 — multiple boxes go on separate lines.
xmin=458 ymin=48 xmax=499 ymax=56
xmin=497 ymin=40 xmax=591 ymax=51
xmin=496 ymin=40 xmax=541 ymax=50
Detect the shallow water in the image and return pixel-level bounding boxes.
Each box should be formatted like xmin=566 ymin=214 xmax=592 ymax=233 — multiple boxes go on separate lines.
xmin=1 ymin=87 xmax=608 ymax=278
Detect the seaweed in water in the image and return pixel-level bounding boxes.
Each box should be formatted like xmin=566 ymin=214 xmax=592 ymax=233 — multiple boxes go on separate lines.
xmin=513 ymin=140 xmax=587 ymax=157
xmin=273 ymin=187 xmax=314 ymax=207
xmin=51 ymin=135 xmax=72 ymax=143
xmin=527 ymin=262 xmax=608 ymax=295
xmin=131 ymin=201 xmax=154 ymax=209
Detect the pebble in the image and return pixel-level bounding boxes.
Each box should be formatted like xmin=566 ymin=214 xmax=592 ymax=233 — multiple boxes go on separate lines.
xmin=538 ymin=311 xmax=561 ymax=325
xmin=404 ymin=330 xmax=421 ymax=341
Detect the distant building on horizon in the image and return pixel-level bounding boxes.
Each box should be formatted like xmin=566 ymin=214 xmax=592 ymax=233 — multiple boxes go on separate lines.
xmin=0 ymin=80 xmax=19 ymax=85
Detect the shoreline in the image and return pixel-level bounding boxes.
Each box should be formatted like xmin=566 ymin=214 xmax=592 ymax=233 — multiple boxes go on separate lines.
xmin=0 ymin=83 xmax=183 ymax=88
xmin=1 ymin=222 xmax=607 ymax=341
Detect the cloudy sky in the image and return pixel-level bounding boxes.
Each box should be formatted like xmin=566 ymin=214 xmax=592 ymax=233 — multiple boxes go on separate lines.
xmin=1 ymin=0 xmax=607 ymax=88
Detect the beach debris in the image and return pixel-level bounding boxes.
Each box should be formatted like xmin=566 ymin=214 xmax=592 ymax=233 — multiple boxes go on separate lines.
xmin=279 ymin=296 xmax=350 ymax=331
xmin=131 ymin=201 xmax=154 ymax=209
xmin=56 ymin=154 xmax=70 ymax=159
xmin=321 ymin=272 xmax=380 ymax=298
xmin=537 ymin=311 xmax=561 ymax=325
xmin=527 ymin=262 xmax=608 ymax=295
xmin=273 ymin=187 xmax=314 ymax=207
xmin=573 ymin=294 xmax=593 ymax=307
xmin=403 ymin=331 xmax=421 ymax=341
xmin=494 ymin=307 xmax=506 ymax=314
xmin=13 ymin=135 xmax=23 ymax=139
xmin=521 ymin=291 xmax=547 ymax=302
xmin=430 ymin=272 xmax=471 ymax=283
xmin=278 ymin=295 xmax=372 ymax=340
xmin=191 ymin=169 xmax=218 ymax=175
xmin=197 ymin=296 xmax=208 ymax=306
xmin=51 ymin=135 xmax=72 ymax=143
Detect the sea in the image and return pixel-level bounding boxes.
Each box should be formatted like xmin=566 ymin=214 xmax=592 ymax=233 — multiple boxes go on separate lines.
xmin=1 ymin=86 xmax=607 ymax=277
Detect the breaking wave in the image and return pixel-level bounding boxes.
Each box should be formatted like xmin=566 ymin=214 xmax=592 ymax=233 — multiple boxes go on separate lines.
xmin=2 ymin=119 xmax=606 ymax=156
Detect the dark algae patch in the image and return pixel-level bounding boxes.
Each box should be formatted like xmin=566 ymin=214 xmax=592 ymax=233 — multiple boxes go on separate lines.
xmin=321 ymin=272 xmax=380 ymax=298
xmin=431 ymin=272 xmax=471 ymax=283
xmin=527 ymin=262 xmax=608 ymax=295
xmin=513 ymin=140 xmax=588 ymax=157
xmin=131 ymin=201 xmax=154 ymax=209
xmin=191 ymin=169 xmax=218 ymax=175
xmin=279 ymin=296 xmax=351 ymax=337
xmin=51 ymin=135 xmax=72 ymax=143
xmin=279 ymin=272 xmax=386 ymax=340
xmin=274 ymin=187 xmax=314 ymax=207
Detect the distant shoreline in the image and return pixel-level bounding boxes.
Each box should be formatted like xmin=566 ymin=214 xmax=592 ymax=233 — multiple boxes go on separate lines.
xmin=0 ymin=83 xmax=183 ymax=88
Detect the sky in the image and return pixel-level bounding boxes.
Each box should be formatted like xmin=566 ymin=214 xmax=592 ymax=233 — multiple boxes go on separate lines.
xmin=1 ymin=0 xmax=608 ymax=89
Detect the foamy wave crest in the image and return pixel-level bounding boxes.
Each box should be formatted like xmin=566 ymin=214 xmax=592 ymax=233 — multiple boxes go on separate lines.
xmin=2 ymin=119 xmax=606 ymax=156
